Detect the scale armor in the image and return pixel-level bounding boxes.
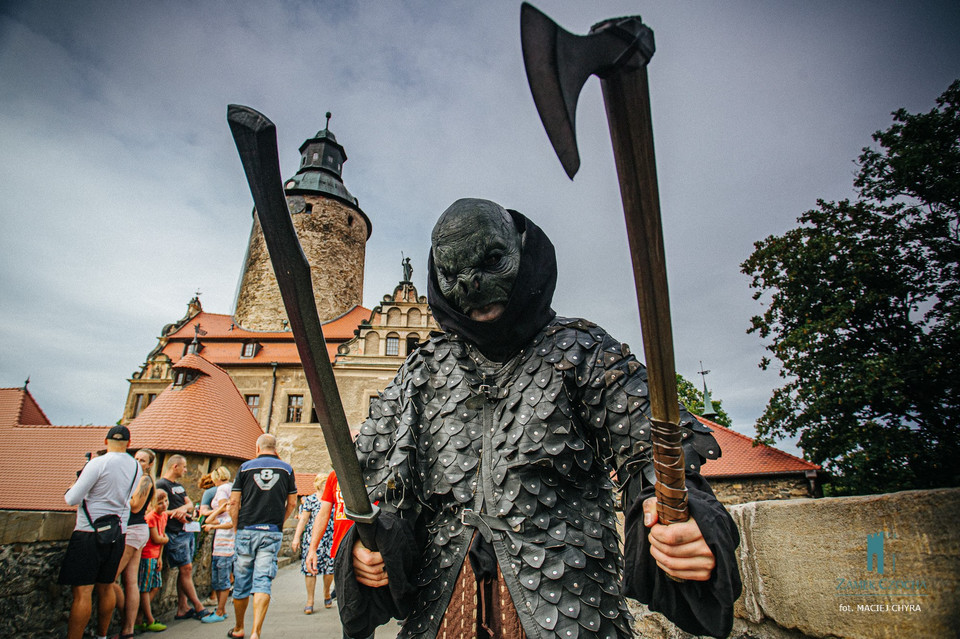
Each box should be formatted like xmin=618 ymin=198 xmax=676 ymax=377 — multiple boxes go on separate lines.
xmin=356 ymin=317 xmax=720 ymax=639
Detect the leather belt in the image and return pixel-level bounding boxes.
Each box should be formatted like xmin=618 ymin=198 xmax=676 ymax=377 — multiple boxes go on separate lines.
xmin=461 ymin=508 xmax=514 ymax=542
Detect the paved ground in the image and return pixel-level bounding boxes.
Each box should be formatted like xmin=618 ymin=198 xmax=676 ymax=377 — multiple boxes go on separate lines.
xmin=155 ymin=563 xmax=392 ymax=638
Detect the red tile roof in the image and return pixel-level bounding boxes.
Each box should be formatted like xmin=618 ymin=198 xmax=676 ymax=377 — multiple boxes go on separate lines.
xmin=295 ymin=471 xmax=327 ymax=497
xmin=128 ymin=353 xmax=263 ymax=460
xmin=0 ymin=388 xmax=109 ymax=511
xmin=0 ymin=386 xmax=51 ymax=426
xmin=160 ymin=307 xmax=370 ymax=367
xmin=697 ymin=416 xmax=820 ymax=478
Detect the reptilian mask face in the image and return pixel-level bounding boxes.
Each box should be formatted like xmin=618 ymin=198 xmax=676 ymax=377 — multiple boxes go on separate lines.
xmin=431 ymin=199 xmax=522 ymax=322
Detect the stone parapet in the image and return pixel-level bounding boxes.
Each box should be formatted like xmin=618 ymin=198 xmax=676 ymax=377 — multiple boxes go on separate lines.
xmin=630 ymin=488 xmax=960 ymax=638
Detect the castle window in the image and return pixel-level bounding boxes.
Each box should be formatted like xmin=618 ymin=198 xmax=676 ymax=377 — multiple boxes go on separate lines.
xmin=306 ymin=204 xmax=313 ymax=214
xmin=241 ymin=342 xmax=260 ymax=358
xmin=246 ymin=394 xmax=260 ymax=419
xmin=386 ymin=336 xmax=400 ymax=356
xmin=347 ymin=215 xmax=354 ymax=227
xmin=286 ymin=395 xmax=303 ymax=422
xmin=173 ymin=369 xmax=198 ymax=387
xmin=406 ymin=334 xmax=421 ymax=355
xmin=147 ymin=393 xmax=156 ymax=407
xmin=132 ymin=394 xmax=145 ymax=418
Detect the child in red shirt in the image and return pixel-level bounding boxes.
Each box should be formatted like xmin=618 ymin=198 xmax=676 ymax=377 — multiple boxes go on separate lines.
xmin=136 ymin=489 xmax=169 ymax=631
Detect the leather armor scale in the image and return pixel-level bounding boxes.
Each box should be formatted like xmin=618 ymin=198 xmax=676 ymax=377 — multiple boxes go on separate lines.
xmin=356 ymin=317 xmax=720 ymax=639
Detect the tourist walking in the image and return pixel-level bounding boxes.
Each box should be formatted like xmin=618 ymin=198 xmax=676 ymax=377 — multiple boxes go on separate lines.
xmin=292 ymin=472 xmax=334 ymax=613
xmin=59 ymin=425 xmax=142 ymax=639
xmin=227 ymin=434 xmax=297 ymax=639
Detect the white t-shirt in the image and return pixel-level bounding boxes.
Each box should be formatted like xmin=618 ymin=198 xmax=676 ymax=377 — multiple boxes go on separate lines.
xmin=65 ymin=451 xmax=142 ymax=533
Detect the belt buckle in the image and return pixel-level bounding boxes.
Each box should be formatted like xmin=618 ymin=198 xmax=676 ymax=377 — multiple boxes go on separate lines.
xmin=460 ymin=508 xmax=474 ymax=525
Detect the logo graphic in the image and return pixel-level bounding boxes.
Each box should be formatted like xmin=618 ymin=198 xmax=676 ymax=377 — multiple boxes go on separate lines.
xmin=866 ymin=531 xmax=896 ymax=575
xmin=254 ymin=468 xmax=279 ymax=490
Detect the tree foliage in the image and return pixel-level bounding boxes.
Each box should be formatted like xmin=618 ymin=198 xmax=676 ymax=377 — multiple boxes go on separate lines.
xmin=677 ymin=374 xmax=732 ymax=428
xmin=741 ymin=80 xmax=960 ymax=495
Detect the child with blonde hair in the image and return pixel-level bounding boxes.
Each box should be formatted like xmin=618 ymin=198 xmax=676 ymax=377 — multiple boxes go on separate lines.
xmin=135 ymin=489 xmax=169 ymax=632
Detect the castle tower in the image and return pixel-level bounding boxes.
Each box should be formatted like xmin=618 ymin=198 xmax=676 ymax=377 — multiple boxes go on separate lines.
xmin=234 ymin=113 xmax=372 ymax=330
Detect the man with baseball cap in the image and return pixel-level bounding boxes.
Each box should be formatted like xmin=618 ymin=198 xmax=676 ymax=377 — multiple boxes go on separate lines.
xmin=60 ymin=425 xmax=142 ymax=639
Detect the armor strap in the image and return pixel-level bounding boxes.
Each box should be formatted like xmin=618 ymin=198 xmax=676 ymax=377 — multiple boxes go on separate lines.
xmin=462 ymin=508 xmax=516 ymax=542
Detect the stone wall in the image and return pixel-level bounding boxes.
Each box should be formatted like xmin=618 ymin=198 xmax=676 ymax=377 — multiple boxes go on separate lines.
xmin=630 ymin=488 xmax=960 ymax=638
xmin=0 ymin=509 xmax=298 ymax=638
xmin=5 ymin=489 xmax=957 ymax=638
xmin=710 ymin=475 xmax=813 ymax=505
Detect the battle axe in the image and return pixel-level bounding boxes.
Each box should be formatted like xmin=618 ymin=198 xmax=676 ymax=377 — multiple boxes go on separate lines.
xmin=521 ymin=4 xmax=688 ymax=526
xmin=227 ymin=105 xmax=380 ymax=550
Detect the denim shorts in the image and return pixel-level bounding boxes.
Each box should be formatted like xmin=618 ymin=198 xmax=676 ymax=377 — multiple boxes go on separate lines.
xmin=211 ymin=555 xmax=233 ymax=591
xmin=164 ymin=530 xmax=195 ymax=568
xmin=232 ymin=529 xmax=282 ymax=599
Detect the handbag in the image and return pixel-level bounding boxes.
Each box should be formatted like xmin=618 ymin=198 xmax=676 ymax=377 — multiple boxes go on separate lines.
xmin=82 ymin=462 xmax=139 ymax=545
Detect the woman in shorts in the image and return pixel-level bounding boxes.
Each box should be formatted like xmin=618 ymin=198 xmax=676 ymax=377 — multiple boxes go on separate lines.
xmin=113 ymin=448 xmax=157 ymax=639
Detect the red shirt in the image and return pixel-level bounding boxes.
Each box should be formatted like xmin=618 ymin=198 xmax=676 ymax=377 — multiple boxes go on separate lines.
xmin=142 ymin=510 xmax=168 ymax=560
xmin=321 ymin=471 xmax=353 ymax=558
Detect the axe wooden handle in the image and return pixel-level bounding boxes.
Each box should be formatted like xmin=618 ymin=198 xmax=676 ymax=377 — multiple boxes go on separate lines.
xmin=599 ymin=66 xmax=689 ymax=527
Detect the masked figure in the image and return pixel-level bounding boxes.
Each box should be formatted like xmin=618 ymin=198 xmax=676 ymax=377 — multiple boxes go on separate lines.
xmin=336 ymin=199 xmax=741 ymax=639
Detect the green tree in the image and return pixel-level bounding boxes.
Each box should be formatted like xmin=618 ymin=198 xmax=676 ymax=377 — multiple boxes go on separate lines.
xmin=677 ymin=374 xmax=732 ymax=428
xmin=741 ymin=80 xmax=960 ymax=495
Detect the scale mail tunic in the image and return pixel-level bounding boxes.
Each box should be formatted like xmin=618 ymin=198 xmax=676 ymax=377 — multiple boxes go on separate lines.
xmin=355 ymin=316 xmax=721 ymax=639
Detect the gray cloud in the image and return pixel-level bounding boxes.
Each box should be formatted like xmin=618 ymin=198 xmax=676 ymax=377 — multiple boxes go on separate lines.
xmin=2 ymin=1 xmax=958 ymax=456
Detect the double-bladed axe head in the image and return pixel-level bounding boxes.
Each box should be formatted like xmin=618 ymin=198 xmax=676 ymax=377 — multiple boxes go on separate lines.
xmin=520 ymin=2 xmax=655 ymax=179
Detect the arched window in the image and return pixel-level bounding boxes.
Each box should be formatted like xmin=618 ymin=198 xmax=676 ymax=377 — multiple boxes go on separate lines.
xmin=406 ymin=333 xmax=421 ymax=355
xmin=386 ymin=332 xmax=401 ymax=356
xmin=407 ymin=308 xmax=422 ymax=326
xmin=387 ymin=308 xmax=402 ymax=326
xmin=364 ymin=332 xmax=380 ymax=356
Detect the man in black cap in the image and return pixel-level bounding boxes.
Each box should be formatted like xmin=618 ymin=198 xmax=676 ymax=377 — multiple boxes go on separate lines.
xmin=61 ymin=425 xmax=142 ymax=639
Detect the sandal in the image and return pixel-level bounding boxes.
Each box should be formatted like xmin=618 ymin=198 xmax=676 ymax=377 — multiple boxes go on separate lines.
xmin=303 ymin=605 xmax=314 ymax=615
xmin=227 ymin=631 xmax=244 ymax=639
xmin=324 ymin=597 xmax=333 ymax=608
xmin=174 ymin=609 xmax=195 ymax=620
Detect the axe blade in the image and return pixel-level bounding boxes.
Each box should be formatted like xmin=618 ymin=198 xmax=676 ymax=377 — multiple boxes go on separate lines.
xmin=520 ymin=2 xmax=654 ymax=180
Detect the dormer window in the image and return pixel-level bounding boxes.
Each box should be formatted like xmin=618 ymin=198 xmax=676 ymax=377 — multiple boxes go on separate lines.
xmin=173 ymin=369 xmax=198 ymax=387
xmin=241 ymin=342 xmax=260 ymax=358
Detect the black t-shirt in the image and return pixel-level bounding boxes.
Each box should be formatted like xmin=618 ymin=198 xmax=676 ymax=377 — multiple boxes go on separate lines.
xmin=156 ymin=477 xmax=188 ymax=534
xmin=233 ymin=454 xmax=297 ymax=531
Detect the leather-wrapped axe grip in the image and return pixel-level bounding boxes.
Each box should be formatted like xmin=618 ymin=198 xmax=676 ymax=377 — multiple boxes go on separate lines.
xmin=226 ymin=104 xmax=379 ymax=552
xmin=651 ymin=419 xmax=689 ymax=524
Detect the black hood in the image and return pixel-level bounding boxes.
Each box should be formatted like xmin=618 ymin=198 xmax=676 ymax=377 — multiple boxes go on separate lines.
xmin=428 ymin=209 xmax=557 ymax=362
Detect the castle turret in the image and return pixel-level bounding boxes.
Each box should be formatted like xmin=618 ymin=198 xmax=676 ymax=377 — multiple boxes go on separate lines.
xmin=234 ymin=113 xmax=371 ymax=330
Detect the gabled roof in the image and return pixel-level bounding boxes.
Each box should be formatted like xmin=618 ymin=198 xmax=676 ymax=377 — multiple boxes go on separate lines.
xmin=0 ymin=387 xmax=109 ymax=512
xmin=697 ymin=416 xmax=820 ymax=478
xmin=128 ymin=353 xmax=263 ymax=460
xmin=158 ymin=307 xmax=370 ymax=366
xmin=0 ymin=386 xmax=51 ymax=426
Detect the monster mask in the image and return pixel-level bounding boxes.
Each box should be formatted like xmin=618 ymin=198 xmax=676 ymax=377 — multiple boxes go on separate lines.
xmin=431 ymin=199 xmax=522 ymax=322
xmin=427 ymin=198 xmax=558 ymax=362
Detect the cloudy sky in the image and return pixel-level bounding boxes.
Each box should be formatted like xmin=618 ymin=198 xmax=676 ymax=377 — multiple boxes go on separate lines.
xmin=1 ymin=1 xmax=958 ymax=455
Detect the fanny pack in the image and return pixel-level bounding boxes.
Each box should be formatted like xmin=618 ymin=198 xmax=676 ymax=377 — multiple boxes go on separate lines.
xmin=83 ymin=465 xmax=139 ymax=545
